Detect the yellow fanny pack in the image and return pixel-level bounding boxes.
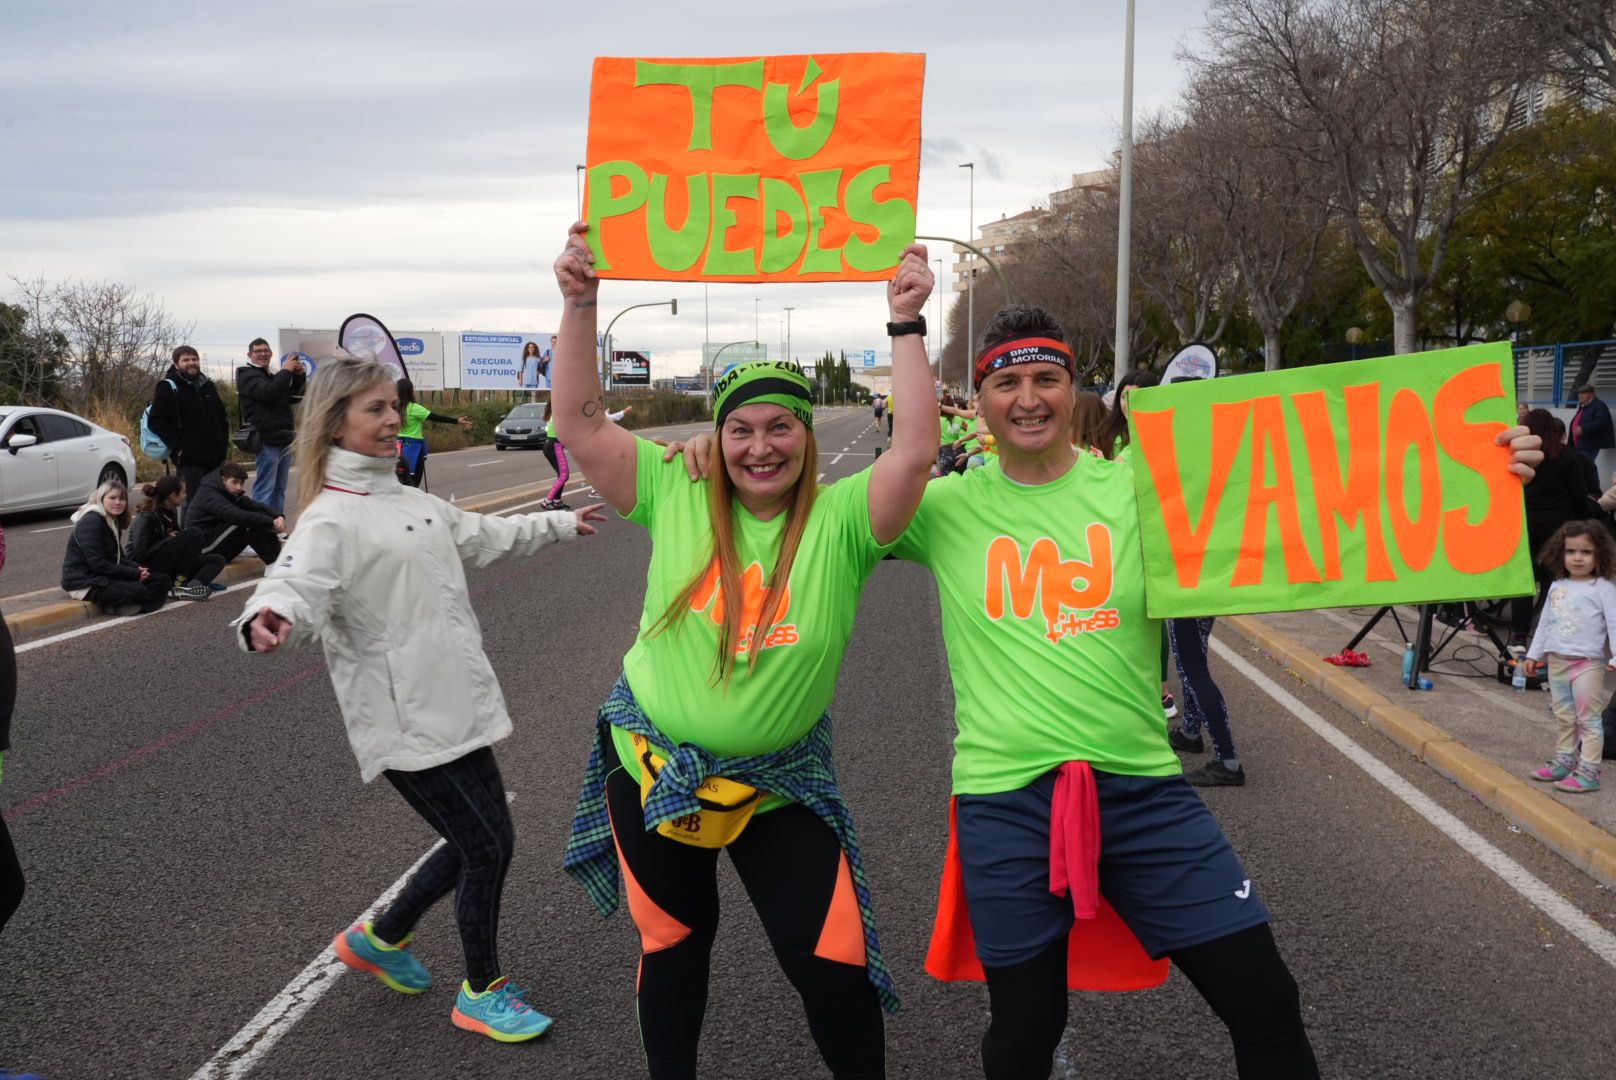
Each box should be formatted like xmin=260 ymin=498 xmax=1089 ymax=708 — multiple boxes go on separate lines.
xmin=632 ymin=732 xmax=765 ymax=849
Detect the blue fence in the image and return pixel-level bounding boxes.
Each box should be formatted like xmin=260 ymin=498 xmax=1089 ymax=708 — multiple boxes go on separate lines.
xmin=1514 ymin=338 xmax=1616 ymax=407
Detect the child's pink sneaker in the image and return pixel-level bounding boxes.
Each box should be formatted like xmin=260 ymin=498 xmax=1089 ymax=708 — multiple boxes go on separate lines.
xmin=1553 ymin=770 xmax=1600 ymax=794
xmin=1531 ymin=762 xmax=1572 ymax=782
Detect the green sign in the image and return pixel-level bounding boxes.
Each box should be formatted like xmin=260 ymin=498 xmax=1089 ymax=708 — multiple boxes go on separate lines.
xmin=1129 ymin=342 xmax=1534 ymax=617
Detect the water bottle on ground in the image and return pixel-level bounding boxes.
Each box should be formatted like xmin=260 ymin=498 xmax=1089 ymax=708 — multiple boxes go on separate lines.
xmin=1510 ymin=647 xmax=1527 ymax=692
xmin=1402 ymin=643 xmax=1416 ymax=688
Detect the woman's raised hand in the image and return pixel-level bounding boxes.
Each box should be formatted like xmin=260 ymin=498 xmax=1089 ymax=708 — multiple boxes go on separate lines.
xmin=887 ymin=242 xmax=933 ymax=321
xmin=554 ymin=221 xmax=600 ymax=303
xmin=572 ymin=502 xmax=610 ymax=537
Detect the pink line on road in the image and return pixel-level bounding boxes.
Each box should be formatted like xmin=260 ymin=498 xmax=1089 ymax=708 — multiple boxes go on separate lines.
xmin=3 ymin=663 xmax=330 ymax=823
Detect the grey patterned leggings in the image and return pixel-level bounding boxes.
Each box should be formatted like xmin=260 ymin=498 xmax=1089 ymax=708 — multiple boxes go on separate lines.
xmin=374 ymin=747 xmax=514 ymax=991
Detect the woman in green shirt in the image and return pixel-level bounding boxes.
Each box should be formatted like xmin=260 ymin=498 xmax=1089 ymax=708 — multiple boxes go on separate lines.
xmin=554 ymin=220 xmax=936 ymax=1079
xmin=395 ymin=378 xmax=470 ymax=488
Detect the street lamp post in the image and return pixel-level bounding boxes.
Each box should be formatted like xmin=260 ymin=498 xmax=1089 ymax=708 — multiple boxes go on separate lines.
xmin=1113 ymin=0 xmax=1137 ymax=384
xmin=1346 ymin=326 xmax=1364 ymax=363
xmin=754 ymin=297 xmax=761 ymax=350
xmin=959 ymin=162 xmax=975 ymax=382
xmin=602 ymin=299 xmax=678 ymax=391
xmin=933 ymin=256 xmax=944 ymax=386
xmin=784 ymin=306 xmax=794 ymax=364
xmin=708 ymin=338 xmax=763 ymax=398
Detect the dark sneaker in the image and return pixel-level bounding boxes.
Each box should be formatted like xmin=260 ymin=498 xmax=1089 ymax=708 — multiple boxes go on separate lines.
xmin=1162 ymin=692 xmax=1178 ymax=720
xmin=1168 ymin=727 xmax=1204 ymax=754
xmin=1186 ymin=760 xmax=1246 ymax=787
xmin=208 ymin=582 xmax=229 ymax=592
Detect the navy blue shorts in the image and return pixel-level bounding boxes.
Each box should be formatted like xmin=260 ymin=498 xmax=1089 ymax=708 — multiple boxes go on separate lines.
xmin=956 ymin=769 xmax=1269 ymax=967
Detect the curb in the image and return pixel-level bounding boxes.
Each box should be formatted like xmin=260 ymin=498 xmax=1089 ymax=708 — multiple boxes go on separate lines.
xmin=1224 ymin=613 xmax=1616 ymax=891
xmin=3 ymin=481 xmax=561 ymax=644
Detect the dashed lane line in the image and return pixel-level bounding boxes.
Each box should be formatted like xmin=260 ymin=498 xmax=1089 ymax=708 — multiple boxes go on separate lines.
xmin=1210 ymin=636 xmax=1616 ymax=971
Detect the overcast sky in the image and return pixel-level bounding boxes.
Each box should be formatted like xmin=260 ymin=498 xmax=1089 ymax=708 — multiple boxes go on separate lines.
xmin=3 ymin=0 xmax=1209 ymax=377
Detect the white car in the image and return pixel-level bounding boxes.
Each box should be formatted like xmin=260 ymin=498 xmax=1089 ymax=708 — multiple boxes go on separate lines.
xmin=0 ymin=406 xmax=137 ymax=514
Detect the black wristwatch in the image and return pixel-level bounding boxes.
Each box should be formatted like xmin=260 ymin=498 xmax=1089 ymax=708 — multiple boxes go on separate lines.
xmin=886 ymin=314 xmax=927 ymax=337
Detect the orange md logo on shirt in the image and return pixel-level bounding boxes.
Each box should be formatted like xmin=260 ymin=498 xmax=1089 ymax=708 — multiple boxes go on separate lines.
xmin=985 ymin=527 xmax=1119 ymax=644
xmin=690 ymin=559 xmax=800 ymax=653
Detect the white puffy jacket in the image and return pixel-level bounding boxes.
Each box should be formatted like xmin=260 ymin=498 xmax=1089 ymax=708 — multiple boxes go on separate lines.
xmin=232 ymin=447 xmax=578 ymax=781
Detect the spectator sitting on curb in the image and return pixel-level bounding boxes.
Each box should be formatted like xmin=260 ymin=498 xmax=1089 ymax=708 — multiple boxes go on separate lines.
xmin=61 ymin=481 xmax=174 ymax=616
xmin=147 ymin=344 xmax=231 ymax=508
xmin=186 ymin=462 xmax=284 ymax=566
xmin=128 ymin=476 xmax=225 ymax=600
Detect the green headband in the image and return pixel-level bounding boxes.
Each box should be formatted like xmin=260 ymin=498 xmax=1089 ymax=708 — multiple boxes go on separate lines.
xmin=712 ymin=361 xmax=814 ymax=430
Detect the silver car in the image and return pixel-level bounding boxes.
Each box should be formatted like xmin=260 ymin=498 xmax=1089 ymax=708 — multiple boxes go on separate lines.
xmin=0 ymin=406 xmax=138 ymax=513
xmin=494 ymin=403 xmax=548 ymax=450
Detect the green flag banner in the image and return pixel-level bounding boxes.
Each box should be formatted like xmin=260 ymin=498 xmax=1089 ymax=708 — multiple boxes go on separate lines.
xmin=1128 ymin=342 xmax=1535 ymax=618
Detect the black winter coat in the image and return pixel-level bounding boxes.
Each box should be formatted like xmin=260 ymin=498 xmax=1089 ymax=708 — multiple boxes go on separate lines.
xmin=235 ymin=362 xmax=306 ymax=448
xmin=126 ymin=507 xmax=183 ymax=563
xmin=148 ymin=366 xmax=230 ymax=469
xmin=185 ymin=470 xmax=279 ymax=543
xmin=62 ymin=510 xmax=140 ymax=592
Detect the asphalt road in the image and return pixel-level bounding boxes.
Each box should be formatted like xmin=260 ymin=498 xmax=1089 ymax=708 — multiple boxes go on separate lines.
xmin=0 ymin=416 xmax=722 ymax=599
xmin=3 ymin=407 xmax=1615 ymax=1079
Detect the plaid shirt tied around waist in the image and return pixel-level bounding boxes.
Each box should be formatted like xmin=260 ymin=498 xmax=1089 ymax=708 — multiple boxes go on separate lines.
xmin=562 ymin=674 xmax=899 ymax=1014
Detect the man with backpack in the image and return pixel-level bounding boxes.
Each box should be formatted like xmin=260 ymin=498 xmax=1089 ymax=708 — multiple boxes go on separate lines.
xmin=146 ymin=345 xmax=230 ymax=505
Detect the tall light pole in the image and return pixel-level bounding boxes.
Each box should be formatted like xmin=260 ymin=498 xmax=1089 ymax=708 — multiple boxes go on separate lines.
xmin=754 ymin=297 xmax=761 ymax=351
xmin=933 ymin=256 xmax=944 ymax=385
xmin=1113 ymin=0 xmax=1137 ymax=384
xmin=703 ymin=283 xmax=710 ymax=385
xmin=784 ymin=306 xmax=795 ymax=364
xmin=575 ymin=164 xmax=585 ymax=220
xmin=959 ymin=162 xmax=975 ymax=378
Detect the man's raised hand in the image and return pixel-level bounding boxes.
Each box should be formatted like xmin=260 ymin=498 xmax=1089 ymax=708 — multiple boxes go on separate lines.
xmin=555 ymin=221 xmax=600 ymax=303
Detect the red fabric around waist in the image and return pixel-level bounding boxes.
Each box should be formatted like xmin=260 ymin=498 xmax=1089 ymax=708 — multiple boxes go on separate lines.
xmin=924 ymin=775 xmax=1170 ymax=992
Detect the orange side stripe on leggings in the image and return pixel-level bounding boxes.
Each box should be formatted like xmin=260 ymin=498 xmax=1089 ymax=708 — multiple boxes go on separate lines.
xmin=608 ymin=802 xmax=692 ymax=954
xmin=814 ymin=853 xmax=866 ymax=966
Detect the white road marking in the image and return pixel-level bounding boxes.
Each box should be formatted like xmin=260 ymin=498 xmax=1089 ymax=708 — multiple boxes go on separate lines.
xmin=1210 ymin=636 xmax=1616 ymax=970
xmin=189 ymin=794 xmax=518 ymax=1079
xmin=830 ymin=454 xmax=845 ymax=465
xmin=27 ymin=524 xmax=73 ymax=534
xmin=14 ymin=580 xmax=258 ymax=654
xmin=465 ymin=459 xmax=506 ymax=467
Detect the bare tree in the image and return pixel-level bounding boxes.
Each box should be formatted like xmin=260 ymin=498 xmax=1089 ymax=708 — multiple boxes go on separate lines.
xmin=1175 ymin=74 xmax=1337 ymax=369
xmin=1131 ymin=115 xmax=1242 ymax=348
xmin=1450 ymin=0 xmax=1615 ymax=105
xmin=47 ymin=280 xmax=194 ymax=413
xmin=1 ymin=275 xmax=69 ymax=405
xmin=1202 ymin=0 xmax=1536 ymax=354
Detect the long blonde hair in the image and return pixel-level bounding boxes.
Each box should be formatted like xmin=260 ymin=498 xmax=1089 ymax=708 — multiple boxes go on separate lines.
xmin=653 ymin=420 xmax=820 ymax=685
xmin=293 ymin=353 xmax=399 ymax=512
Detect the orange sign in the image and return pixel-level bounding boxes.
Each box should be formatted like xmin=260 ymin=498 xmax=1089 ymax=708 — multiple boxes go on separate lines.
xmin=584 ymin=53 xmax=925 ymax=282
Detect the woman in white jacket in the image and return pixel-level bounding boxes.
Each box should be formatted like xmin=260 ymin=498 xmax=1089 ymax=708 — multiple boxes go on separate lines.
xmin=235 ymin=353 xmax=605 ymax=1044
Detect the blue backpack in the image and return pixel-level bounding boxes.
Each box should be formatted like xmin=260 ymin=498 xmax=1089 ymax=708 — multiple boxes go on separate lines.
xmin=139 ymin=378 xmax=179 ymax=461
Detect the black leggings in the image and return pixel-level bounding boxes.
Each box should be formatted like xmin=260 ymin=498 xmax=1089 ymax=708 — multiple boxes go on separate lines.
xmin=373 ymin=746 xmax=514 ymax=992
xmin=604 ymin=739 xmax=883 ymax=1080
xmin=87 ymin=572 xmax=173 ymax=614
xmin=980 ymin=924 xmax=1317 ymax=1080
xmin=144 ymin=527 xmax=225 ymax=585
xmin=0 ymin=613 xmax=21 ymax=935
xmin=200 ymin=526 xmax=281 ymax=566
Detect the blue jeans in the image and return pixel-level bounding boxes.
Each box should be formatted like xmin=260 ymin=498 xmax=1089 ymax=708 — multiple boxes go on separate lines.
xmin=252 ymin=442 xmax=293 ymax=514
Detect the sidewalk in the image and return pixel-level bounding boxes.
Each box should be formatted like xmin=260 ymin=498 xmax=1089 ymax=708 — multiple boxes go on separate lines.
xmin=2 ymin=478 xmax=561 ymax=642
xmin=1225 ymin=606 xmax=1616 ymax=890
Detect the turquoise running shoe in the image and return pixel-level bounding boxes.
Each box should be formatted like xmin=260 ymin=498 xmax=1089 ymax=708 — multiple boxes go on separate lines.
xmin=451 ymin=977 xmax=554 ymax=1042
xmin=332 ymin=922 xmax=431 ymax=994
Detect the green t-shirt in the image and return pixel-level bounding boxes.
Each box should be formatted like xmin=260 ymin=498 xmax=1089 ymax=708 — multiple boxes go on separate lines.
xmin=545 ymin=418 xmax=557 ymax=439
xmin=614 ymin=437 xmax=892 ymax=801
xmin=893 ymin=452 xmax=1179 ymax=794
xmin=962 ymin=417 xmax=984 ymax=454
xmin=397 ymin=402 xmax=432 ymax=441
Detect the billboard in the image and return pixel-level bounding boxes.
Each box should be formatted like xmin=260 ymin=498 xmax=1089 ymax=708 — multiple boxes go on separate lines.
xmin=278 ymin=328 xmax=447 ymax=390
xmin=459 ymin=331 xmax=559 ymax=390
xmin=702 ymin=341 xmax=768 ymax=372
xmin=611 ymin=349 xmax=651 ymax=386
